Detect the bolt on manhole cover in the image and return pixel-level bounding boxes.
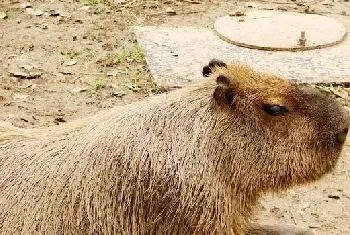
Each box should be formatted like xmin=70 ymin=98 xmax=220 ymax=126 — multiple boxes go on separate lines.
xmin=214 ymin=10 xmax=347 ymax=51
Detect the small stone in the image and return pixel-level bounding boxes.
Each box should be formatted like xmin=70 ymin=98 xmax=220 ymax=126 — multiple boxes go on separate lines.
xmin=270 ymin=206 xmax=280 ymax=213
xmin=20 ymin=2 xmax=32 ymax=9
xmin=12 ymin=93 xmax=29 ymax=100
xmin=106 ymin=70 xmax=118 ymax=77
xmin=321 ymin=0 xmax=333 ymax=5
xmin=54 ymin=117 xmax=66 ymax=123
xmin=246 ymin=2 xmax=259 ymax=8
xmin=71 ymin=87 xmax=87 ymax=93
xmin=229 ymin=11 xmax=245 ymax=17
xmin=20 ymin=117 xmax=29 ymax=123
xmin=52 ymin=72 xmax=64 ymax=77
xmin=73 ymin=35 xmax=77 ymax=41
xmin=112 ymin=91 xmax=125 ymax=97
xmin=166 ymin=7 xmax=176 ymax=15
xmin=26 ymin=8 xmax=44 ymax=16
xmin=263 ymin=6 xmax=274 ymax=10
xmin=277 ymin=6 xmax=288 ymax=11
xmin=0 ymin=12 xmax=8 ymax=19
xmin=328 ymin=194 xmax=340 ymax=199
xmin=8 ymin=54 xmax=18 ymax=59
xmin=171 ymin=51 xmax=179 ymax=57
xmin=10 ymin=71 xmax=42 ymax=79
xmin=61 ymin=13 xmax=71 ymax=18
xmin=185 ymin=0 xmax=202 ymax=3
xmin=309 ymin=224 xmax=322 ymax=228
xmin=50 ymin=9 xmax=60 ymax=16
xmin=65 ymin=60 xmax=77 ymax=66
xmin=341 ymin=11 xmax=346 ymax=16
xmin=303 ymin=6 xmax=314 ymax=14
xmin=20 ymin=64 xmax=34 ymax=71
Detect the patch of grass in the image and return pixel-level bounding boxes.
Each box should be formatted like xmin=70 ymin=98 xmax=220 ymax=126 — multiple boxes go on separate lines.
xmin=95 ymin=79 xmax=105 ymax=91
xmin=102 ymin=44 xmax=146 ymax=67
xmin=130 ymin=44 xmax=146 ymax=61
xmin=116 ymin=44 xmax=146 ymax=63
xmin=146 ymin=81 xmax=168 ymax=95
xmin=126 ymin=75 xmax=142 ymax=92
xmin=83 ymin=0 xmax=102 ymax=5
xmin=125 ymin=71 xmax=167 ymax=95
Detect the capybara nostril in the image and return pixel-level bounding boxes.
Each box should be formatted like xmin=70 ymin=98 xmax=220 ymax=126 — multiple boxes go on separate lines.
xmin=336 ymin=128 xmax=349 ymax=144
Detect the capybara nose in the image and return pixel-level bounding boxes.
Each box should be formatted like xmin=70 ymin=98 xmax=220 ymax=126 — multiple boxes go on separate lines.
xmin=336 ymin=128 xmax=349 ymax=144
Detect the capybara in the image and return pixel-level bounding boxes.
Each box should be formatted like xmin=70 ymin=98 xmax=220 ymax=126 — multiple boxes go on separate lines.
xmin=0 ymin=59 xmax=348 ymax=235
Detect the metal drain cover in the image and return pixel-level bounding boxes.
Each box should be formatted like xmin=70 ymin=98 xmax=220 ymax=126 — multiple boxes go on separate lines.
xmin=214 ymin=10 xmax=347 ymax=51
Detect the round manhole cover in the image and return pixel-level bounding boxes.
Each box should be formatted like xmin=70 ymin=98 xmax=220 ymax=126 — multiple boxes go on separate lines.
xmin=214 ymin=10 xmax=347 ymax=51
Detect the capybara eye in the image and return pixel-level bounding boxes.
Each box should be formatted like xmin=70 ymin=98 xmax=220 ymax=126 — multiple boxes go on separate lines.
xmin=225 ymin=91 xmax=235 ymax=104
xmin=262 ymin=104 xmax=289 ymax=116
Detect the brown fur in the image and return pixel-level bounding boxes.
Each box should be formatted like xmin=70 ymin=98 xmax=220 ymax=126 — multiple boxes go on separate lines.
xmin=0 ymin=62 xmax=348 ymax=235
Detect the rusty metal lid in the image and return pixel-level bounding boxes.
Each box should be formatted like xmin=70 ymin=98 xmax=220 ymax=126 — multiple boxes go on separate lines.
xmin=214 ymin=10 xmax=347 ymax=51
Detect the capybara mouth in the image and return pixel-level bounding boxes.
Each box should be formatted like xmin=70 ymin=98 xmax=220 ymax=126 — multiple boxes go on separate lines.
xmin=328 ymin=123 xmax=349 ymax=151
xmin=335 ymin=127 xmax=349 ymax=145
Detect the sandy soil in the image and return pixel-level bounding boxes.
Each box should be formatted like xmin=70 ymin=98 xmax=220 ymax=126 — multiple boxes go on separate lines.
xmin=1 ymin=0 xmax=350 ymax=234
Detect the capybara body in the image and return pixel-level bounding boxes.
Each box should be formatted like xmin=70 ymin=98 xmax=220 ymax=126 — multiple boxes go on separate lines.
xmin=0 ymin=61 xmax=348 ymax=235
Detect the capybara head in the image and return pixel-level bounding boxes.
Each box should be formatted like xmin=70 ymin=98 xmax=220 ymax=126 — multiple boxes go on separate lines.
xmin=204 ymin=59 xmax=349 ymax=192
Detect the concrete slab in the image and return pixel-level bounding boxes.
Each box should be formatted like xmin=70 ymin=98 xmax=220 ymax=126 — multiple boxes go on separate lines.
xmin=134 ymin=26 xmax=350 ymax=88
xmin=214 ymin=11 xmax=346 ymax=51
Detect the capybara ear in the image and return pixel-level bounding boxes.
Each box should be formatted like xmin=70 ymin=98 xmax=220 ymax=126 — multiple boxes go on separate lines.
xmin=202 ymin=59 xmax=227 ymax=77
xmin=213 ymin=75 xmax=236 ymax=106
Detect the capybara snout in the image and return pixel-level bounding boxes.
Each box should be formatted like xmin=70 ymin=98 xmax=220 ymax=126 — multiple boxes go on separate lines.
xmin=297 ymin=85 xmax=349 ymax=147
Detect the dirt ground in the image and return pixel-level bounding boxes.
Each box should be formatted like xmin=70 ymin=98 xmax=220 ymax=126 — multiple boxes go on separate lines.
xmin=1 ymin=0 xmax=350 ymax=234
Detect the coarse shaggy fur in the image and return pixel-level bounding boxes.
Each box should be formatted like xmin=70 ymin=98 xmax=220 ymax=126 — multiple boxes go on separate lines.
xmin=0 ymin=62 xmax=349 ymax=235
